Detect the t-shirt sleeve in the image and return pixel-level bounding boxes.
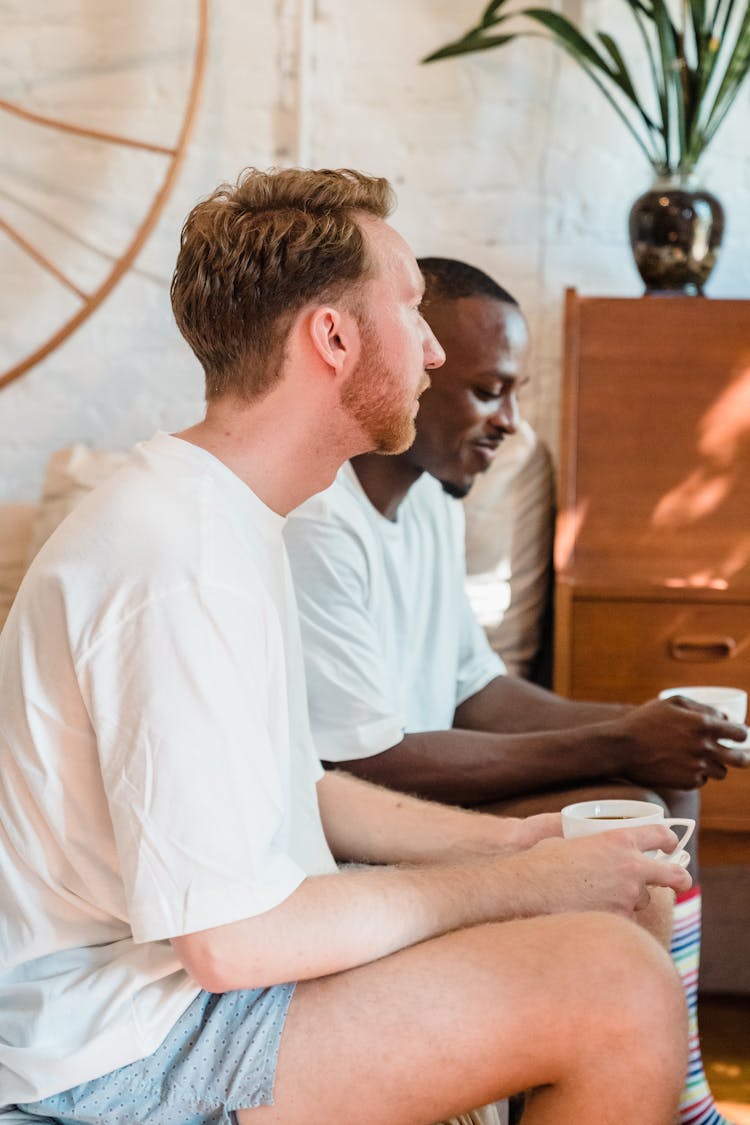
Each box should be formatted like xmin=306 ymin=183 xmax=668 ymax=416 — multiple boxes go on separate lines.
xmin=283 ymin=514 xmax=405 ymax=762
xmin=79 ymin=582 xmax=307 ymax=944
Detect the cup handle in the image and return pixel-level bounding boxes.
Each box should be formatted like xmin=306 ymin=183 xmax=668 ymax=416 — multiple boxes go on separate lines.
xmin=660 ymin=818 xmax=695 ymax=856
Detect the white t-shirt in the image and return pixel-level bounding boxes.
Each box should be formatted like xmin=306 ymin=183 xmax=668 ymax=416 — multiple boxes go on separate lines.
xmin=0 ymin=432 xmax=336 ymax=1104
xmin=284 ymin=464 xmax=505 ymax=762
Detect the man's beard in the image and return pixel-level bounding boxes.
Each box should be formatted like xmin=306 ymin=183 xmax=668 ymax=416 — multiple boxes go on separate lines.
xmin=340 ymin=317 xmax=422 ymax=455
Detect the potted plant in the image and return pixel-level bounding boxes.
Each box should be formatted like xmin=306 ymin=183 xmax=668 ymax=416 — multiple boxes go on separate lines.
xmin=423 ymin=0 xmax=750 ymax=294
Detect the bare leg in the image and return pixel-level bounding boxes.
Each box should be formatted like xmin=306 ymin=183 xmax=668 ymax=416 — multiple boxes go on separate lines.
xmin=239 ymin=912 xmax=687 ymax=1125
xmin=478 ymin=783 xmax=721 ymax=1124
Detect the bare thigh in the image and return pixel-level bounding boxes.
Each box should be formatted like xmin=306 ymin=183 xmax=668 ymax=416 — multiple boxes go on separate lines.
xmin=238 ymin=912 xmax=686 ymax=1125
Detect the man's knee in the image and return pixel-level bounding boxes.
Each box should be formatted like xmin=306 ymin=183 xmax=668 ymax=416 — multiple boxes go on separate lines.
xmin=527 ymin=913 xmax=681 ymax=1014
xmin=475 ymin=911 xmax=681 ymax=1021
xmin=569 ymin=913 xmax=687 ymax=1054
xmin=479 ymin=912 xmax=687 ymax=1082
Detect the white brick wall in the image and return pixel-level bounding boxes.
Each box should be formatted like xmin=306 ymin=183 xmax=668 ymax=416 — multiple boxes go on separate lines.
xmin=1 ymin=0 xmax=749 ymax=500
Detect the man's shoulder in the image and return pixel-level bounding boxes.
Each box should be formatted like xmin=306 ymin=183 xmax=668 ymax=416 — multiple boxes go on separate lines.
xmin=287 ymin=463 xmax=370 ymax=531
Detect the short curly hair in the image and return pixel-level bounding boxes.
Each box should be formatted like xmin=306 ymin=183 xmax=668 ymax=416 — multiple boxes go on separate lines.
xmin=171 ymin=167 xmax=395 ymax=401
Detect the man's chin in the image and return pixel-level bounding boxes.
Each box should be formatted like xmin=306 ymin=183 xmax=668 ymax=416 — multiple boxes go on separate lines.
xmin=439 ymin=478 xmax=472 ymax=500
xmin=373 ymin=417 xmax=417 ymax=456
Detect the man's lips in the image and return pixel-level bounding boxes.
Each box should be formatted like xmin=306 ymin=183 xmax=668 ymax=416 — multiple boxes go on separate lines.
xmin=470 ymin=437 xmax=503 ymax=466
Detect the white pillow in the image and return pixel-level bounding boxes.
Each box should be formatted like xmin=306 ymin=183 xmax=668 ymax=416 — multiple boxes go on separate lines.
xmin=463 ymin=421 xmax=555 ymax=678
xmin=26 ymin=444 xmax=128 ymax=564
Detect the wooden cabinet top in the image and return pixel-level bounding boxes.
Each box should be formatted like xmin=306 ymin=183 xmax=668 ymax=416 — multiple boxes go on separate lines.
xmin=557 ymin=290 xmax=750 ymax=595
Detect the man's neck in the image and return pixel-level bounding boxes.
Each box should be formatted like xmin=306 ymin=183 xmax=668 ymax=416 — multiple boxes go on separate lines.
xmin=176 ymin=394 xmax=356 ymax=516
xmin=350 ymin=452 xmax=423 ymax=522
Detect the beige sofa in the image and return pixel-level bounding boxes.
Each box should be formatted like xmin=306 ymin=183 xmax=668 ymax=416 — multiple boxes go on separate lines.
xmin=0 ymin=445 xmax=128 ymax=633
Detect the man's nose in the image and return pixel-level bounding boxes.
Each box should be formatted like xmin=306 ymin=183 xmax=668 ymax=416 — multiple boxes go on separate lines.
xmin=423 ymin=323 xmax=446 ymax=370
xmin=490 ymin=393 xmax=520 ymax=433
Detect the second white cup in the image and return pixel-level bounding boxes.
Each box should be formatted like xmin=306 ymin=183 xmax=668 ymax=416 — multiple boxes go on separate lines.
xmin=659 ymin=685 xmax=748 ymax=750
xmin=658 ymin=684 xmax=747 ymax=723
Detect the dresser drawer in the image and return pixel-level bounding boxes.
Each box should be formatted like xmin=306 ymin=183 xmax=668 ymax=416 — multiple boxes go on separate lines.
xmin=564 ymin=598 xmax=750 ymax=702
xmin=563 ymin=597 xmax=750 ymax=831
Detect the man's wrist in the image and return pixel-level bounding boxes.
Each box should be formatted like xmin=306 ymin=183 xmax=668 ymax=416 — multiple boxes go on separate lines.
xmin=580 ymin=712 xmax=635 ymax=778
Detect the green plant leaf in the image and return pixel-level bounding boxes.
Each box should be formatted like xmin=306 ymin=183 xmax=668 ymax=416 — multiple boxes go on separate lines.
xmin=422 ymin=30 xmax=515 ymax=64
xmin=710 ymin=0 xmax=736 ymax=44
xmin=519 ymin=8 xmax=616 ymax=70
xmin=701 ymin=6 xmax=750 ymax=148
xmin=517 ymin=12 xmax=663 ymax=163
xmin=689 ymin=0 xmax=708 ymax=46
xmin=689 ymin=28 xmax=722 ymax=145
xmin=647 ymin=0 xmax=683 ymax=164
xmin=598 ymin=29 xmax=660 ymax=128
xmin=419 ymin=0 xmax=750 ymax=171
xmin=693 ymin=0 xmax=748 ymax=146
xmin=481 ymin=0 xmax=511 ymax=27
xmin=621 ymin=0 xmax=670 ymax=165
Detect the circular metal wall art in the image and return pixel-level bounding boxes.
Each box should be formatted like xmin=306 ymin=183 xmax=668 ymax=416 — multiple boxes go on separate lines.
xmin=0 ymin=0 xmax=208 ymax=389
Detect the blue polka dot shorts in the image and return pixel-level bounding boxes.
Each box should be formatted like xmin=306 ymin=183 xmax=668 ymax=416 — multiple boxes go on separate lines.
xmin=17 ymin=983 xmax=295 ymax=1124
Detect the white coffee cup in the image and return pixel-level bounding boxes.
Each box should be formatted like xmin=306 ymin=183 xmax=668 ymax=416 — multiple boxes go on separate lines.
xmin=659 ymin=685 xmax=748 ymax=750
xmin=561 ymin=798 xmax=694 ymax=867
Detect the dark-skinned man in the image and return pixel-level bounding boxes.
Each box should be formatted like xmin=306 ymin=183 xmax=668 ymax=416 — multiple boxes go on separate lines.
xmin=284 ymin=256 xmax=749 ymax=1125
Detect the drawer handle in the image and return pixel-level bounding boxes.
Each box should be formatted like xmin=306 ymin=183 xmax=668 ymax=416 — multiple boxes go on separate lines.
xmin=668 ymin=635 xmax=736 ymax=662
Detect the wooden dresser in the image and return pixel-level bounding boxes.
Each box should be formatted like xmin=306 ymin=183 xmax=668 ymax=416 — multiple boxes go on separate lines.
xmin=554 ymin=289 xmax=750 ymax=862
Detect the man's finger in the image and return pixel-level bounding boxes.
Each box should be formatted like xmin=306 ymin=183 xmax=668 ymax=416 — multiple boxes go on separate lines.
xmin=633 ymin=886 xmax=652 ymax=912
xmin=627 ymin=823 xmax=682 ymax=853
xmin=645 ymin=860 xmax=693 ymax=895
xmin=712 ymin=721 xmax=748 ymax=743
xmin=664 ymin=694 xmax=713 ymax=715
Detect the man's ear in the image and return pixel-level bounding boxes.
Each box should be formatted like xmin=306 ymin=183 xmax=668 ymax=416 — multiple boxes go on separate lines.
xmin=307 ymin=306 xmax=358 ymax=377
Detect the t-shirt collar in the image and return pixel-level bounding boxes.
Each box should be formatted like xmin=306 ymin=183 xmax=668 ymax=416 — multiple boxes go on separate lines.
xmin=145 ymin=431 xmax=287 ymax=535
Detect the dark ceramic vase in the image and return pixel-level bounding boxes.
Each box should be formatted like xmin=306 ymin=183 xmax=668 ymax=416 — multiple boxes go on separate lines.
xmin=628 ymin=173 xmax=725 ymax=295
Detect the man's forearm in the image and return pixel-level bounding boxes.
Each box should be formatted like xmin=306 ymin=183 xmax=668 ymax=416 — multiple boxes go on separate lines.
xmin=172 ymin=860 xmax=531 ymax=992
xmin=316 ymin=769 xmax=557 ymax=864
xmin=329 ymin=723 xmax=629 ymax=805
xmin=455 ymin=674 xmax=631 ymax=735
xmin=171 ymin=824 xmax=690 ymax=993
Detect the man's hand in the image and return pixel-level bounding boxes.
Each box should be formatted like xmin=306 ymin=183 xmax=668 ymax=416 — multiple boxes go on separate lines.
xmin=609 ymin=696 xmax=749 ymax=789
xmin=514 ymin=823 xmax=692 ymax=917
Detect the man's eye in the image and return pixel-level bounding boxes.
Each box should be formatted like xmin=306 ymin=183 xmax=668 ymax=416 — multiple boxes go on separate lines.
xmin=474 ymin=387 xmax=500 ymax=402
